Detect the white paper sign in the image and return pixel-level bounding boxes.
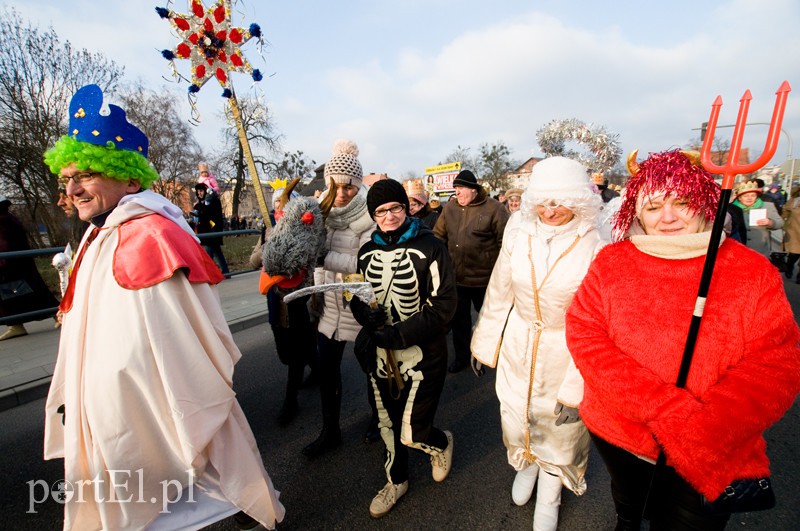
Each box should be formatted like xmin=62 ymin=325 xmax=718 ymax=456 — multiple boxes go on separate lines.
xmin=749 ymin=208 xmax=767 ymax=226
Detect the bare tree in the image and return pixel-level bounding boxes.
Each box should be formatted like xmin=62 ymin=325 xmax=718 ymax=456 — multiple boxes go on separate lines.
xmin=478 ymin=142 xmax=517 ymax=192
xmin=0 ymin=7 xmax=124 ymax=246
xmin=119 ymin=84 xmax=203 ymax=209
xmin=217 ymin=93 xmax=282 ymax=218
xmin=274 ymin=150 xmax=317 ymax=182
xmin=441 ymin=145 xmax=480 ymax=173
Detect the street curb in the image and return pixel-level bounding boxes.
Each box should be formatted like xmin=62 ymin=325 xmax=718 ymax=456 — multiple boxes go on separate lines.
xmin=0 ymin=311 xmax=268 ymax=414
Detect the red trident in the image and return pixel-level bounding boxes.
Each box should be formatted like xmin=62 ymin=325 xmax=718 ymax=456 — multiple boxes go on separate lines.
xmin=701 ymin=81 xmax=791 ymax=189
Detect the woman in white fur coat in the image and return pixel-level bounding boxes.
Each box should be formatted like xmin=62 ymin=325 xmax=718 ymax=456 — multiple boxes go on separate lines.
xmin=471 ymin=157 xmax=605 ymax=531
xmin=302 ymin=140 xmax=376 ymax=458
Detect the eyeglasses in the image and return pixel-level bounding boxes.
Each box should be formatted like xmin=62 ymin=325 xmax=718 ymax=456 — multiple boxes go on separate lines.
xmin=373 ymin=204 xmax=405 ymax=218
xmin=58 ymin=172 xmax=100 ymax=187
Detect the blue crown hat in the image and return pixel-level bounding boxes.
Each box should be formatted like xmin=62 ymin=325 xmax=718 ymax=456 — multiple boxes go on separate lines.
xmin=69 ymin=85 xmax=149 ymax=158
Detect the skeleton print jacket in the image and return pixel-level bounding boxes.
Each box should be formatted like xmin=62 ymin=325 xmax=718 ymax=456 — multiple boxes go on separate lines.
xmin=352 ymin=218 xmax=457 ymax=361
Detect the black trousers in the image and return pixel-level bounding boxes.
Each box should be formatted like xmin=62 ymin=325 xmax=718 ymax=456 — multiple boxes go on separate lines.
xmin=271 ymin=297 xmax=316 ymax=402
xmin=202 ymin=244 xmax=229 ymax=275
xmin=786 ymin=252 xmax=800 ymax=279
xmin=314 ymin=333 xmax=346 ymax=429
xmin=591 ymin=434 xmax=730 ymax=531
xmin=451 ymin=285 xmax=486 ymax=364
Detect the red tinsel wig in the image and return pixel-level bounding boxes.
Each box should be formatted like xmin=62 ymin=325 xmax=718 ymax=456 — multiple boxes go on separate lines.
xmin=613 ymin=149 xmax=720 ymax=240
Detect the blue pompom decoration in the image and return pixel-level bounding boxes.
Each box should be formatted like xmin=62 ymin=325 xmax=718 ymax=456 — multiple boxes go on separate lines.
xmin=161 ymin=49 xmax=175 ymax=61
xmin=155 ymin=6 xmax=170 ymax=19
xmin=249 ymin=23 xmax=261 ymax=38
xmin=252 ymin=69 xmax=263 ymax=82
xmin=222 ymin=88 xmax=232 ymax=98
xmin=188 ymin=84 xmax=200 ymax=94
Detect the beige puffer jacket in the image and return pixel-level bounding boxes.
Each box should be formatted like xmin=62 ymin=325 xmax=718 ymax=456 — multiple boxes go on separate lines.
xmin=315 ymin=194 xmax=375 ymax=342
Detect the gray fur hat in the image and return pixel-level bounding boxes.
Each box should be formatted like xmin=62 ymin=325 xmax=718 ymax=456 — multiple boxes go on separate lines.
xmin=263 ymin=196 xmax=326 ymax=281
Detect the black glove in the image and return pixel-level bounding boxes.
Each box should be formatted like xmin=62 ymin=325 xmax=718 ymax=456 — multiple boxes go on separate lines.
xmin=554 ymin=402 xmax=580 ymax=426
xmin=348 ymin=296 xmax=372 ymax=327
xmin=363 ymin=306 xmax=388 ymax=330
xmin=354 ymin=328 xmax=377 ymax=373
xmin=471 ymin=357 xmax=485 ymax=377
xmin=370 ymin=325 xmax=404 ymax=350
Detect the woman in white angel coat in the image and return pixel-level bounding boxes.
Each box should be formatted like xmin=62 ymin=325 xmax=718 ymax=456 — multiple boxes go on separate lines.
xmin=471 ymin=157 xmax=605 ymax=531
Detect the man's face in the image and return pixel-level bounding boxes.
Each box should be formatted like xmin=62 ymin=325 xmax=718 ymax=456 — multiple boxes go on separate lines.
xmin=454 ymin=186 xmax=478 ymax=206
xmin=196 ymin=187 xmax=206 ymax=200
xmin=57 ymin=191 xmax=75 ymax=216
xmin=61 ymin=163 xmax=139 ymax=222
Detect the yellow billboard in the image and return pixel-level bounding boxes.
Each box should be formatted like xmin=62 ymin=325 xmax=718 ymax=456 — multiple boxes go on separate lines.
xmin=424 ymin=161 xmax=461 ymax=175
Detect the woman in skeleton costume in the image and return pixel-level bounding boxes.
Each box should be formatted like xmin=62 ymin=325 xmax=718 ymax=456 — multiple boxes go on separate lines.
xmin=349 ymin=179 xmax=457 ymax=519
xmin=471 ymin=157 xmax=605 ymax=531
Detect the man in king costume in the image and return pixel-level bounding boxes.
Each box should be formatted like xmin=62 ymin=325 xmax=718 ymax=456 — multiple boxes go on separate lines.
xmin=42 ymin=84 xmax=284 ymax=530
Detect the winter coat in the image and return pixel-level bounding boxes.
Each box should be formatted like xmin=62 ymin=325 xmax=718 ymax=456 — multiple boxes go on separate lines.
xmin=472 ymin=213 xmax=604 ymax=494
xmin=0 ymin=210 xmax=59 ymax=322
xmin=412 ymin=206 xmax=439 ymax=230
xmin=351 ymin=218 xmax=457 ymax=375
xmin=782 ymin=196 xmax=800 ymax=254
xmin=315 ymin=190 xmax=375 ymax=342
xmin=727 ymin=203 xmax=747 ymax=245
xmin=739 ymin=200 xmax=783 ymax=257
xmin=193 ymin=190 xmax=225 ymax=247
xmin=433 ymin=189 xmax=509 ymax=287
xmin=566 ymin=237 xmax=800 ymax=500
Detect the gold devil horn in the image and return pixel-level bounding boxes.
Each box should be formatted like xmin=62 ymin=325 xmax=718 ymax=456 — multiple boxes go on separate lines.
xmin=626 ymin=149 xmax=640 ymax=176
xmin=681 ymin=150 xmax=702 ymax=167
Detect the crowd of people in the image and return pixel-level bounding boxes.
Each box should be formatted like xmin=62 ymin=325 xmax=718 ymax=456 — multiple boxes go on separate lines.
xmin=1 ymin=83 xmax=799 ymax=531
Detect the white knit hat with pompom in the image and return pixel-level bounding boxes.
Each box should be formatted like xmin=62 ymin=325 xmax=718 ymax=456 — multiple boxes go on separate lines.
xmin=324 ymin=139 xmax=363 ymax=188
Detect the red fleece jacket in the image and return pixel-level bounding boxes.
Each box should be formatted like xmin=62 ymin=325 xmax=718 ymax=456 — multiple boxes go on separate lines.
xmin=566 ymin=238 xmax=800 ymax=500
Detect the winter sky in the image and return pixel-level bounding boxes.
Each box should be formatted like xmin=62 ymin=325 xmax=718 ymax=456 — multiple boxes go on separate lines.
xmin=13 ymin=0 xmax=800 ymax=178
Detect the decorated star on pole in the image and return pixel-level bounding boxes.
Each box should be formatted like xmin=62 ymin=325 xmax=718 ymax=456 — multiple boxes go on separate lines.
xmin=156 ymin=0 xmax=263 ymax=98
xmin=156 ymin=0 xmax=273 ymax=226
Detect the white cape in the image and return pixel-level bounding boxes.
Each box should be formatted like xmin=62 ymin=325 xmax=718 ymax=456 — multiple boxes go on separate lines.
xmin=44 ymin=191 xmax=284 ymax=530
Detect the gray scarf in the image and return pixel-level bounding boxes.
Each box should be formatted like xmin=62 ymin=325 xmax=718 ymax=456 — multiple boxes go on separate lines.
xmin=326 ymin=191 xmax=368 ymax=230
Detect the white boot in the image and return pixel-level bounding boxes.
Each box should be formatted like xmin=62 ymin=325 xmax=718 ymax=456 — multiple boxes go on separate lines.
xmin=511 ymin=464 xmax=539 ymax=506
xmin=532 ymin=469 xmax=562 ymax=531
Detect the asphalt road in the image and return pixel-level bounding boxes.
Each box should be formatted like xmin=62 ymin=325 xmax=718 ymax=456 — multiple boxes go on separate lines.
xmin=2 ymin=285 xmax=800 ymax=530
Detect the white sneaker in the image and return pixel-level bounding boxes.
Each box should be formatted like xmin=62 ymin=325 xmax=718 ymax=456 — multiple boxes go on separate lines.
xmin=533 ymin=470 xmax=562 ymax=531
xmin=430 ymin=430 xmax=454 ymax=482
xmin=369 ymin=481 xmax=408 ymax=518
xmin=512 ymin=464 xmax=540 ymax=506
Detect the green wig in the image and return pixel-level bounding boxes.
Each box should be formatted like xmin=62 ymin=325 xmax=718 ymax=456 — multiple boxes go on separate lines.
xmin=44 ymin=136 xmax=160 ymax=190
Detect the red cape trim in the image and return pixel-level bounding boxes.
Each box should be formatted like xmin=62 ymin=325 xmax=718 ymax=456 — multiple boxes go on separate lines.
xmin=114 ymin=214 xmax=225 ymax=289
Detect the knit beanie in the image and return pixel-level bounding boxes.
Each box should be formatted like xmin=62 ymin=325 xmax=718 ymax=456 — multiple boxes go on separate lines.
xmin=324 ymin=139 xmax=363 ymax=188
xmin=367 ymin=179 xmax=410 ymax=219
xmin=452 ymin=169 xmax=481 ymax=189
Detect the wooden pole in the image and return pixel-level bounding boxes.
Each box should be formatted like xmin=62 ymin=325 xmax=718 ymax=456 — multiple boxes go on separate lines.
xmin=227 ymin=93 xmax=273 ymax=227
